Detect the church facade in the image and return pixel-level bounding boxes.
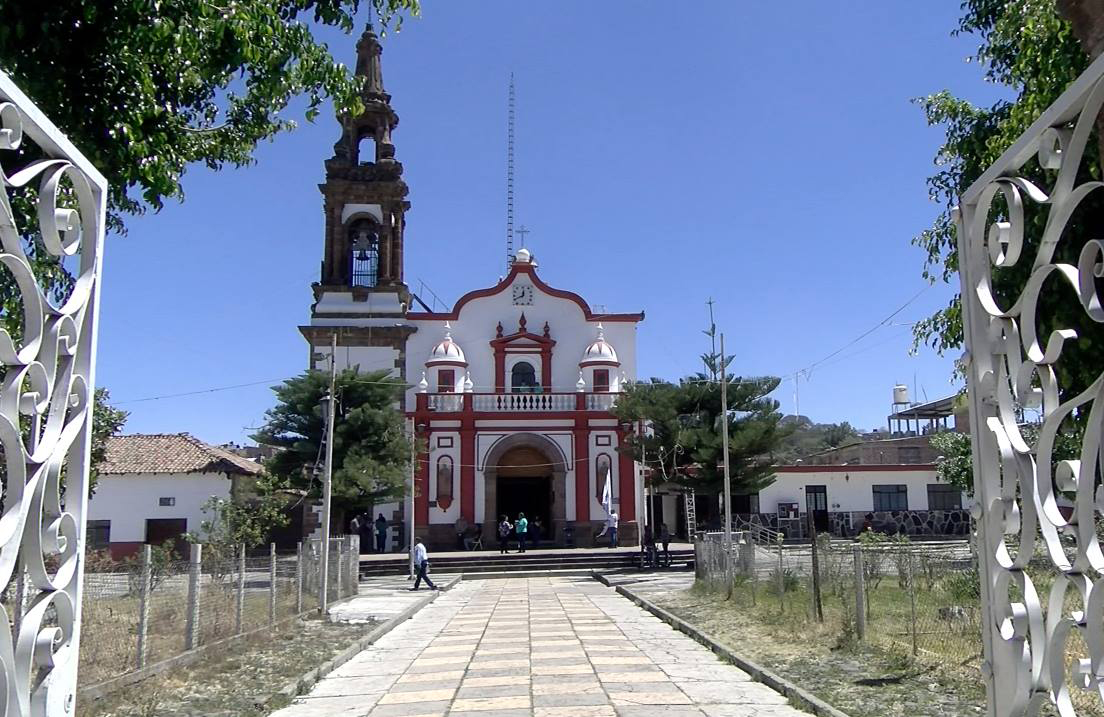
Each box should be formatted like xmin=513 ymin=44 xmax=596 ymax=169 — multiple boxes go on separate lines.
xmin=299 ymin=26 xmax=645 ymax=550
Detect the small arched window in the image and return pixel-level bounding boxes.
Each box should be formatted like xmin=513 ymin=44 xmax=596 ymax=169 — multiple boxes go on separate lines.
xmin=435 ymin=456 xmax=454 ymax=511
xmin=511 ymin=361 xmax=538 ymax=393
xmin=595 ymin=454 xmax=613 ymax=502
xmin=349 ymin=219 xmax=379 ymax=287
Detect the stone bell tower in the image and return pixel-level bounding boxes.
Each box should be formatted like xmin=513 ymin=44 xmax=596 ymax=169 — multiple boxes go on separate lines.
xmin=313 ymin=23 xmax=409 ymax=315
xmin=301 ymin=24 xmax=416 ymax=376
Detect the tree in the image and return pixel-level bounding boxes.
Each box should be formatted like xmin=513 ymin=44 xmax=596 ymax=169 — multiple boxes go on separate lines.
xmin=0 ymin=0 xmax=419 ymax=339
xmin=915 ymin=1 xmax=1104 ymax=399
xmin=252 ymin=368 xmax=410 ymax=518
xmin=89 ymin=387 xmax=129 ymax=493
xmin=613 ymin=372 xmax=787 ymax=497
xmin=774 ymin=420 xmax=861 ymax=463
xmin=931 ymin=423 xmax=1083 ymax=493
xmin=189 ymin=487 xmax=290 ymax=566
xmin=0 ymin=0 xmax=419 ymax=231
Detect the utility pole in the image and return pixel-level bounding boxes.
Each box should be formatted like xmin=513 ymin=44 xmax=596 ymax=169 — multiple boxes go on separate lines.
xmin=319 ymin=332 xmax=337 ymax=613
xmin=705 ymin=298 xmax=718 ymax=381
xmin=720 ymin=333 xmax=732 ymax=551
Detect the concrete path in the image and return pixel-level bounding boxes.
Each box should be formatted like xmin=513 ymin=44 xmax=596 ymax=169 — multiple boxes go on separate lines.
xmin=273 ymin=576 xmax=809 ymax=717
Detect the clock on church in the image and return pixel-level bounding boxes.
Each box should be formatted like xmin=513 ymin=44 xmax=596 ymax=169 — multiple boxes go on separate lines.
xmin=512 ymin=284 xmax=533 ymax=305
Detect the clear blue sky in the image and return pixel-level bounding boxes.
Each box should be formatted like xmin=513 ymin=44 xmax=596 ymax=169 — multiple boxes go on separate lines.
xmin=95 ymin=2 xmax=1008 ymax=444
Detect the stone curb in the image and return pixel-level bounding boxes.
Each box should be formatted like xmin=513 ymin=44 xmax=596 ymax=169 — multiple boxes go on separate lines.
xmin=263 ymin=574 xmax=464 ymax=709
xmin=592 ymin=573 xmax=851 ymax=717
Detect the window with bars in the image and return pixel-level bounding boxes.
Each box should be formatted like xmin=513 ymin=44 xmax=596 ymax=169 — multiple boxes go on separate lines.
xmin=593 ymin=369 xmax=610 ymax=393
xmin=872 ymin=484 xmax=908 ymax=511
xmin=926 ymin=484 xmax=962 ymax=511
xmin=349 ymin=219 xmax=379 ymax=287
xmin=88 ymin=520 xmax=111 ymax=550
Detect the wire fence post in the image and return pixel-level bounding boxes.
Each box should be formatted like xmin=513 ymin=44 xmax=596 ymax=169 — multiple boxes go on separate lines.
xmin=295 ymin=541 xmax=304 ymax=614
xmin=777 ymin=534 xmax=784 ymax=614
xmin=269 ymin=542 xmax=277 ymax=625
xmin=852 ymin=544 xmax=865 ymax=643
xmin=136 ymin=544 xmax=152 ymax=669
xmin=235 ymin=543 xmax=245 ymax=634
xmin=185 ymin=543 xmax=202 ymax=650
xmin=808 ymin=516 xmax=823 ymax=623
xmin=908 ymin=548 xmax=918 ymax=656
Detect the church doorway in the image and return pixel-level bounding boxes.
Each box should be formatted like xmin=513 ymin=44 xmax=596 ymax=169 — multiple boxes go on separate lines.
xmin=483 ymin=435 xmax=567 ymax=546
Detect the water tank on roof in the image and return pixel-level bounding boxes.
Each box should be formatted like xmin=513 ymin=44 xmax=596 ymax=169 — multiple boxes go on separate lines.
xmin=893 ymin=384 xmax=910 ymax=405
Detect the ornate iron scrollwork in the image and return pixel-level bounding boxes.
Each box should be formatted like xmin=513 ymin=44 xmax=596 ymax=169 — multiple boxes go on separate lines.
xmin=959 ymin=53 xmax=1104 ymax=717
xmin=0 ymin=71 xmax=107 ymax=714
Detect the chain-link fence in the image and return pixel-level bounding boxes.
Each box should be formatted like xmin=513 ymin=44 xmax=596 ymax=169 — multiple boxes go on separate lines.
xmin=695 ymin=534 xmax=1104 ymax=716
xmin=73 ymin=535 xmax=360 ymax=688
xmin=696 ymin=535 xmax=982 ymax=665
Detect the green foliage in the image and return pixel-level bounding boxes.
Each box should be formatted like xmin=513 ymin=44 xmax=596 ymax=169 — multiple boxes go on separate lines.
xmin=90 ymin=388 xmax=129 ymax=494
xmin=930 ymin=431 xmax=974 ymax=493
xmin=768 ymin=567 xmax=801 ymax=595
xmin=190 ymin=489 xmax=289 ymax=557
xmin=0 ymin=0 xmax=419 ymax=339
xmin=943 ymin=563 xmax=982 ymax=603
xmin=931 ymin=422 xmax=1083 ymax=493
xmin=915 ymin=0 xmax=1104 ymax=399
xmin=857 ymin=530 xmax=910 ymax=591
xmin=612 ymin=371 xmax=786 ymax=496
xmin=123 ymin=540 xmax=179 ymax=594
xmin=774 ymin=419 xmax=861 ymax=463
xmin=0 ymin=0 xmax=419 ymax=231
xmin=252 ymin=368 xmax=411 ymax=515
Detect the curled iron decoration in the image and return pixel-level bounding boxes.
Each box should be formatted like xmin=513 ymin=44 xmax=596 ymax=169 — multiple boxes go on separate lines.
xmin=960 ymin=57 xmax=1104 ymax=717
xmin=0 ymin=73 xmax=107 ymax=716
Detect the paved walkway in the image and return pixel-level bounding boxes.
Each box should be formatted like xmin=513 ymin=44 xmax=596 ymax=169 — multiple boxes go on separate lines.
xmin=274 ymin=576 xmax=809 ymax=717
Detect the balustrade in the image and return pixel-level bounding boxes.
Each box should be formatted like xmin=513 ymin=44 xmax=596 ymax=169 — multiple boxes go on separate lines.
xmin=421 ymin=392 xmax=619 ymax=413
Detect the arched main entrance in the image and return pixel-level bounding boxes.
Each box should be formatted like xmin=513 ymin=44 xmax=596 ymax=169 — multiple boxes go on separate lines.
xmin=483 ymin=434 xmax=567 ymax=546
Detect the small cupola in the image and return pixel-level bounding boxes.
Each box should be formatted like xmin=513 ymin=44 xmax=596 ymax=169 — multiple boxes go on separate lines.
xmin=580 ymin=323 xmax=619 ymax=367
xmin=426 ymin=322 xmax=467 ymax=366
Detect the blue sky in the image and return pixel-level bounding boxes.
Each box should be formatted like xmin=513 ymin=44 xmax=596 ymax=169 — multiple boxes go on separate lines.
xmin=95 ymin=2 xmax=1008 ymax=444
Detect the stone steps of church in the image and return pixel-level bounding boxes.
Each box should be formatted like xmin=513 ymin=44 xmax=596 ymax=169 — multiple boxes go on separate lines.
xmin=358 ymin=549 xmax=696 ymax=577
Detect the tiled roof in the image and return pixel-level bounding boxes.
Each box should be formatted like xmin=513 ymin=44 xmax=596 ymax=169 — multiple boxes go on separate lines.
xmin=99 ymin=433 xmax=263 ymax=476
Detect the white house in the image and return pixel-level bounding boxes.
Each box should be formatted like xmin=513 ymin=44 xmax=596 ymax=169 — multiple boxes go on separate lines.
xmin=88 ymin=433 xmax=263 ymax=559
xmin=296 ymin=27 xmax=646 ymax=550
xmin=744 ymin=464 xmax=968 ymax=539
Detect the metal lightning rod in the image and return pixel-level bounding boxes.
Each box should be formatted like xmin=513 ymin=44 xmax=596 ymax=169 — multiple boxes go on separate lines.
xmin=505 ymin=73 xmax=515 ymax=271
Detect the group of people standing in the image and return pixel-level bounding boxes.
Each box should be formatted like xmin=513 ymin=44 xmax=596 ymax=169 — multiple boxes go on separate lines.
xmin=348 ymin=512 xmax=390 ymax=553
xmin=497 ymin=512 xmax=545 ymax=553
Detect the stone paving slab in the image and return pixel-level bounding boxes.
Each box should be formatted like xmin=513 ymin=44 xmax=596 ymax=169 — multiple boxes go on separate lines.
xmin=270 ymin=577 xmax=813 ymax=717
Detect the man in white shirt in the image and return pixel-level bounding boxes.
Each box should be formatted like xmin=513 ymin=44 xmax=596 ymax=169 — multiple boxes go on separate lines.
xmin=410 ymin=537 xmax=438 ymax=591
xmin=609 ymin=511 xmax=619 ymax=548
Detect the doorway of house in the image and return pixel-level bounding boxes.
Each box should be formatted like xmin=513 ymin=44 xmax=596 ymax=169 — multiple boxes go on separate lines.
xmin=146 ymin=518 xmax=189 ymax=558
xmin=497 ymin=476 xmax=552 ymax=543
xmin=805 ymin=485 xmax=830 ymax=533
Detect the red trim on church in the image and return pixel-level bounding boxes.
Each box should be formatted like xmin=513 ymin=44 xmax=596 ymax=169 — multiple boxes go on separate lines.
xmin=407 ymin=263 xmax=644 ymax=323
xmin=490 ymin=314 xmax=556 ymax=392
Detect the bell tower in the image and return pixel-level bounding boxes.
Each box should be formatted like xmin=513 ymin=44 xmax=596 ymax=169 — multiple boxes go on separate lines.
xmin=301 ymin=24 xmax=416 ymax=377
xmin=313 ymin=23 xmax=409 ymax=315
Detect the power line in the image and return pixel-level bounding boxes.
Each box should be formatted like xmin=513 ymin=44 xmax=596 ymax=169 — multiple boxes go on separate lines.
xmin=114 ymin=378 xmax=286 ymax=405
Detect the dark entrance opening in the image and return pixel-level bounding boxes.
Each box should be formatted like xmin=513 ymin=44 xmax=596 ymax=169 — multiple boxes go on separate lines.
xmin=146 ymin=518 xmax=189 ymax=558
xmin=497 ymin=476 xmax=552 ymax=543
xmin=805 ymin=485 xmax=829 ymax=533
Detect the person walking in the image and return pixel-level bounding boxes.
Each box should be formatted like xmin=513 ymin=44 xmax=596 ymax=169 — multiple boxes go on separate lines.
xmin=497 ymin=515 xmax=513 ymax=554
xmin=374 ymin=513 xmax=388 ymax=553
xmin=516 ymin=512 xmax=529 ymax=553
xmin=530 ymin=516 xmax=543 ymax=548
xmin=409 ymin=537 xmax=438 ymax=591
xmin=455 ymin=515 xmax=470 ymax=551
xmin=642 ymin=525 xmax=658 ymax=568
xmin=608 ymin=510 xmax=619 ymax=548
xmin=659 ymin=522 xmax=672 ymax=567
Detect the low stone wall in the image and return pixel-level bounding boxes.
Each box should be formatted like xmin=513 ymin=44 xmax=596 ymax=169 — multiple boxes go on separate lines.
xmin=731 ymin=510 xmax=970 ymax=539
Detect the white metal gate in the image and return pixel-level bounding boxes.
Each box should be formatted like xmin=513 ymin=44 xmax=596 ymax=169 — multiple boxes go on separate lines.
xmin=0 ymin=72 xmax=107 ymax=714
xmin=959 ymin=52 xmax=1104 ymax=717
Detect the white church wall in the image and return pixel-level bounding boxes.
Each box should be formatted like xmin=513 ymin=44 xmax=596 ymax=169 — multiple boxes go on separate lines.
xmin=404 ymin=267 xmax=640 ymax=408
xmin=317 ymin=345 xmax=400 ymax=376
